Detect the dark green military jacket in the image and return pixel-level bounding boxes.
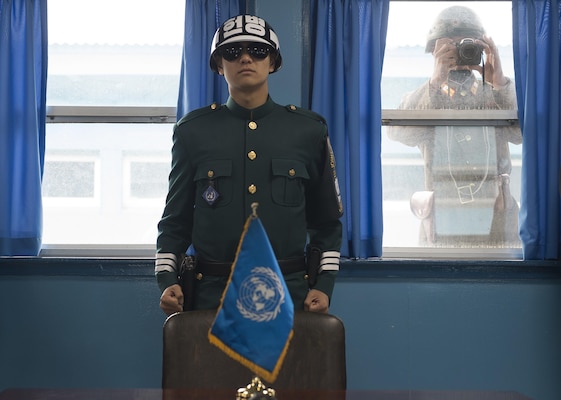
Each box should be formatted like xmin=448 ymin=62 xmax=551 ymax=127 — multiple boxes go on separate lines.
xmin=156 ymin=96 xmax=343 ymax=302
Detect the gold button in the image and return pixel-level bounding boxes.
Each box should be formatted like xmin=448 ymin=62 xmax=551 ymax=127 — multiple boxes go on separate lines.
xmin=248 ymin=151 xmax=257 ymax=160
xmin=248 ymin=121 xmax=257 ymax=130
xmin=248 ymin=184 xmax=257 ymax=194
xmin=196 ymin=273 xmax=203 ymax=280
xmin=288 ymin=168 xmax=296 ymax=177
xmin=210 ymin=103 xmax=217 ymax=110
xmin=207 ymin=170 xmax=214 ymax=178
xmin=289 ymin=105 xmax=297 ymax=111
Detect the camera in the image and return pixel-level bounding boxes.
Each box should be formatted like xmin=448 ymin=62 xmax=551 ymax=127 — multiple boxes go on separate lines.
xmin=456 ymin=38 xmax=483 ymax=65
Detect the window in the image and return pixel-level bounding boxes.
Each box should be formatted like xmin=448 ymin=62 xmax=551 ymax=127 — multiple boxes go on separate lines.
xmin=42 ymin=0 xmax=184 ymax=253
xmin=381 ymin=1 xmax=522 ymax=257
xmin=43 ymin=0 xmax=522 ymax=258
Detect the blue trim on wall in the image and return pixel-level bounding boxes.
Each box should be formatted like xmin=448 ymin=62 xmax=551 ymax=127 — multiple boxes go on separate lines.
xmin=1 ymin=257 xmax=559 ymax=281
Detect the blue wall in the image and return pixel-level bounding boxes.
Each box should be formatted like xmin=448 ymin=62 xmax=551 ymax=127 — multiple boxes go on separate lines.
xmin=0 ymin=259 xmax=559 ymax=400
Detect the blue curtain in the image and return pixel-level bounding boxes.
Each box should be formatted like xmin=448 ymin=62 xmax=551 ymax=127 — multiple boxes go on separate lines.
xmin=0 ymin=0 xmax=47 ymax=256
xmin=513 ymin=0 xmax=561 ymax=260
xmin=308 ymin=0 xmax=389 ymax=258
xmin=176 ymin=0 xmax=244 ymax=120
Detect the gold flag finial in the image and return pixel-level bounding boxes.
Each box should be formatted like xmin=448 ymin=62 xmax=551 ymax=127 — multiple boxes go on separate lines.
xmin=251 ymin=202 xmax=259 ymax=219
xmin=236 ymin=376 xmax=276 ymax=399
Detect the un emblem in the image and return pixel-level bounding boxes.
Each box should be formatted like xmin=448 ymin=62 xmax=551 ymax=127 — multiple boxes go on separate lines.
xmin=236 ymin=266 xmax=285 ymax=322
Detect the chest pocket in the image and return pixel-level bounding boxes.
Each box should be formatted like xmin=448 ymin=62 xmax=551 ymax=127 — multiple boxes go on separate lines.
xmin=194 ymin=160 xmax=232 ymax=208
xmin=271 ymin=159 xmax=309 ymax=206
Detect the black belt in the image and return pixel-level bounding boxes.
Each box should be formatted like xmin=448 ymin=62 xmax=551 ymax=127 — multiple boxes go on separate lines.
xmin=197 ymin=256 xmax=306 ymax=277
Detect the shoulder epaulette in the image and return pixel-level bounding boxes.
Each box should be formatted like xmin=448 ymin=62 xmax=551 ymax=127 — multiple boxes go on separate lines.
xmin=176 ymin=103 xmax=223 ymax=126
xmin=285 ymin=104 xmax=327 ymax=125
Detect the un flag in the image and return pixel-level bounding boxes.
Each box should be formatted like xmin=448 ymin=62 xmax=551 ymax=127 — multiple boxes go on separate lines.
xmin=208 ymin=209 xmax=294 ymax=382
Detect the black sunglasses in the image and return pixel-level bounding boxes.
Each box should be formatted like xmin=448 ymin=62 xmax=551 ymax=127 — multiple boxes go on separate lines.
xmin=219 ymin=42 xmax=273 ymax=62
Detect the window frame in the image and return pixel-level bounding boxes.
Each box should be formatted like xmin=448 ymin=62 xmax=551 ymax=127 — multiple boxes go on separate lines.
xmin=46 ymin=106 xmax=176 ymax=124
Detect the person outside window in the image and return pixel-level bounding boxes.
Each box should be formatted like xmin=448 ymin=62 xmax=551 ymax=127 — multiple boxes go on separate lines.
xmin=155 ymin=15 xmax=343 ymax=315
xmin=387 ymin=6 xmax=522 ymax=247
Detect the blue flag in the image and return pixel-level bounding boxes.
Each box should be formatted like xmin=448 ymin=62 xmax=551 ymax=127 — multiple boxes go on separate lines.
xmin=208 ymin=211 xmax=294 ymax=382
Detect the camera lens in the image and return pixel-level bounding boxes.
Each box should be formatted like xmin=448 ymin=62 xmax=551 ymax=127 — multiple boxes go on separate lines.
xmin=457 ymin=38 xmax=482 ymax=65
xmin=460 ymin=45 xmax=476 ymax=58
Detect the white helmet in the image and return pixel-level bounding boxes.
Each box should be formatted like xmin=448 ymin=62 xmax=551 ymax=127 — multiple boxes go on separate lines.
xmin=209 ymin=15 xmax=282 ymax=73
xmin=425 ymin=6 xmax=486 ymax=53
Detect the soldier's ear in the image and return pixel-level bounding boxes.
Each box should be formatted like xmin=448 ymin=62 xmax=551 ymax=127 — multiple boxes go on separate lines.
xmin=213 ymin=55 xmax=224 ymax=75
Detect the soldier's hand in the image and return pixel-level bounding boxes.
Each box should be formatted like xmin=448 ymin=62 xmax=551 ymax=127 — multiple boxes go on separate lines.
xmin=160 ymin=284 xmax=184 ymax=315
xmin=479 ymin=35 xmax=508 ymax=88
xmin=304 ymin=289 xmax=329 ymax=313
xmin=430 ymin=38 xmax=458 ymax=89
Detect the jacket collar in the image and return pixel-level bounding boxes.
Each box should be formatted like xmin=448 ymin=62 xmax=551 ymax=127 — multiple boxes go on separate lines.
xmin=225 ymin=96 xmax=276 ymax=120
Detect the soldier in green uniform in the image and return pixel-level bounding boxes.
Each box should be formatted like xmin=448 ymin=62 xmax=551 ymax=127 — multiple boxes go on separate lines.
xmin=156 ymin=15 xmax=343 ymax=315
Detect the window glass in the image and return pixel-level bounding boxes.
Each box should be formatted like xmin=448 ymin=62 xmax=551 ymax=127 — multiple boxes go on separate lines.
xmin=47 ymin=0 xmax=184 ymax=106
xmin=383 ymin=1 xmax=515 ymax=109
xmin=381 ymin=1 xmax=522 ymax=250
xmin=43 ymin=124 xmax=172 ymax=245
xmin=43 ymin=0 xmax=184 ymax=247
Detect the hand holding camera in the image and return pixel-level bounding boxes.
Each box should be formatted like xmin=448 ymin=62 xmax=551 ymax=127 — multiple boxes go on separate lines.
xmin=430 ymin=35 xmax=508 ymax=91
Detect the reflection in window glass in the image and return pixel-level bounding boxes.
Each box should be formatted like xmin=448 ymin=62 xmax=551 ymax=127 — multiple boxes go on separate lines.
xmin=381 ymin=1 xmax=522 ymax=249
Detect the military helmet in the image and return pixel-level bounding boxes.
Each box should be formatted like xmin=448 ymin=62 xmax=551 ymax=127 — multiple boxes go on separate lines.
xmin=425 ymin=6 xmax=486 ymax=53
xmin=209 ymin=15 xmax=282 ymax=73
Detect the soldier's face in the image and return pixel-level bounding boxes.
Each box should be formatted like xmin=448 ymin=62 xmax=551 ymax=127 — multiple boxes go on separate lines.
xmin=216 ymin=42 xmax=275 ymax=92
